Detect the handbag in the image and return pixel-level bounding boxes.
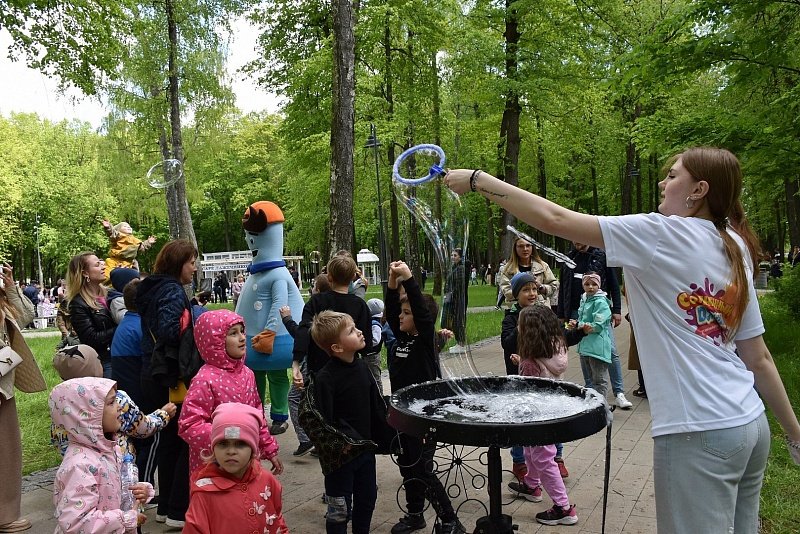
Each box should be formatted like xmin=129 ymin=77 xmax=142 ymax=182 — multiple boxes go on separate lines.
xmin=0 ymin=345 xmax=23 ymax=377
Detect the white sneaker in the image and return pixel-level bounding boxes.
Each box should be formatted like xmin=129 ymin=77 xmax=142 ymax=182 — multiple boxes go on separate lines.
xmin=155 ymin=514 xmax=167 ymax=523
xmin=615 ymin=392 xmax=633 ymax=410
xmin=165 ymin=518 xmax=186 ymax=529
xmin=448 ymin=344 xmax=467 ymax=354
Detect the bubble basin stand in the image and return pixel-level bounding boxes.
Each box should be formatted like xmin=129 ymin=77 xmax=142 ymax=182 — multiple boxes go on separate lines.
xmin=388 ymin=376 xmax=609 ymax=534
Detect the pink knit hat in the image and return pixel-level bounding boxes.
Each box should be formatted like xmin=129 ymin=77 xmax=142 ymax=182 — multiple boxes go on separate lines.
xmin=210 ymin=403 xmax=264 ymax=453
xmin=582 ymin=273 xmax=602 ymax=288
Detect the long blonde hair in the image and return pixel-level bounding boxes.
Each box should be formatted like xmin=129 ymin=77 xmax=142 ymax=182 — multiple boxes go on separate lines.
xmin=679 ymin=147 xmax=758 ymax=338
xmin=503 ymin=237 xmax=544 ymax=277
xmin=66 ymin=253 xmax=107 ymax=310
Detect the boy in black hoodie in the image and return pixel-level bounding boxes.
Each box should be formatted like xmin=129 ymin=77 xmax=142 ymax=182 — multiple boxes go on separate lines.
xmin=307 ymin=310 xmax=389 ymax=534
xmin=386 ymin=261 xmax=465 ymax=534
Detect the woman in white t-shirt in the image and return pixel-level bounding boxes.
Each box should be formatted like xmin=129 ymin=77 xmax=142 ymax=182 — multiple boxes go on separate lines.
xmin=444 ymin=148 xmax=800 ymax=533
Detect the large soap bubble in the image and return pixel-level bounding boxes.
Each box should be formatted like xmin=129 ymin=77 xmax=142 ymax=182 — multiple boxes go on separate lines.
xmin=146 ymin=158 xmax=183 ymax=189
xmin=392 ymin=144 xmax=484 ymax=394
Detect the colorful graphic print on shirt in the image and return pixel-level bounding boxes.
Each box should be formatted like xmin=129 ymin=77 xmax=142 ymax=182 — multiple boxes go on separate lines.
xmin=676 ymin=278 xmax=735 ymax=346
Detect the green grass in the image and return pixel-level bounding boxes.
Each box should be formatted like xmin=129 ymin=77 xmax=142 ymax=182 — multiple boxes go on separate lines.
xmin=16 ymin=335 xmax=64 ymax=475
xmin=757 ymin=294 xmax=800 ymax=533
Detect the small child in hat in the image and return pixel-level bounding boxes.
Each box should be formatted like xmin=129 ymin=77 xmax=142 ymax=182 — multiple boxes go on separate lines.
xmin=183 ymin=403 xmax=287 ymax=534
xmin=51 ymin=344 xmax=176 ymax=461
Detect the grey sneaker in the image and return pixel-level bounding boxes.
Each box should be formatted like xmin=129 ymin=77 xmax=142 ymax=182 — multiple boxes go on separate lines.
xmin=269 ymin=421 xmax=289 ymax=435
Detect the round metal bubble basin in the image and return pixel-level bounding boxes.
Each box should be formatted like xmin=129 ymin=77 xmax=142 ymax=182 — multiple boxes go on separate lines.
xmin=389 ymin=376 xmax=610 ymax=448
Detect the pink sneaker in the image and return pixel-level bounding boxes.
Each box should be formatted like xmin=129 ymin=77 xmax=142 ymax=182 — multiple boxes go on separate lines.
xmin=536 ymin=504 xmax=578 ymax=525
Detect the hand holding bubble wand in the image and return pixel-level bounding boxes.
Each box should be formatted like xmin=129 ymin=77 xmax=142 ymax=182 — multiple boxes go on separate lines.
xmin=506 ymin=225 xmax=576 ymax=269
xmin=392 ymin=144 xmax=485 ymax=390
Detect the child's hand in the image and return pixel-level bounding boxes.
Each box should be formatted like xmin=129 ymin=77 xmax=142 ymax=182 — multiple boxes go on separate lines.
xmin=510 ymin=354 xmax=521 ymax=365
xmin=582 ymin=323 xmax=594 ymax=334
xmin=137 ymin=513 xmax=148 ymax=526
xmin=161 ymin=402 xmax=177 ymax=418
xmin=568 ymin=319 xmax=578 ymax=329
xmin=269 ymin=456 xmax=284 ymax=475
xmin=101 ymin=219 xmax=111 ymax=229
xmin=439 ymin=328 xmax=454 ymax=341
xmin=279 ymin=305 xmax=292 ymax=318
xmin=391 ymin=261 xmax=412 ymax=282
xmin=146 ymin=236 xmax=156 ymax=245
xmin=130 ymin=483 xmax=150 ymax=504
xmin=291 ymin=363 xmax=304 ymax=389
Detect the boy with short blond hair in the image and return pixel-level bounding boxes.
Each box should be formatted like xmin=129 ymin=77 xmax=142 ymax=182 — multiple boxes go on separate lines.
xmin=305 ymin=310 xmax=389 ymax=534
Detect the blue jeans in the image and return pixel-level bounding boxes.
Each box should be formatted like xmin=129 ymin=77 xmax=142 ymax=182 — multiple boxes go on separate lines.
xmin=288 ymin=360 xmax=310 ymax=444
xmin=653 ymin=413 xmax=769 ymax=534
xmin=512 ymin=443 xmax=563 ymax=464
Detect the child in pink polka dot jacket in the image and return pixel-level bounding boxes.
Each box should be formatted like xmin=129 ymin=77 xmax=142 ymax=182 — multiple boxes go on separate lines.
xmin=178 ymin=309 xmax=283 ymax=475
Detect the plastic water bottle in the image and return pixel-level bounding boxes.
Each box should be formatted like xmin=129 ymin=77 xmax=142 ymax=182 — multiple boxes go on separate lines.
xmin=120 ymin=453 xmax=139 ymax=512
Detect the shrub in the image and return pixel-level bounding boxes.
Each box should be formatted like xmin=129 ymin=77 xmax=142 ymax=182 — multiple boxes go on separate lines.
xmin=773 ymin=263 xmax=800 ymax=319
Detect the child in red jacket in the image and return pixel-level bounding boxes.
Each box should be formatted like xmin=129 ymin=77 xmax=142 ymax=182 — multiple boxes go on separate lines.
xmin=184 ymin=403 xmax=288 ymax=534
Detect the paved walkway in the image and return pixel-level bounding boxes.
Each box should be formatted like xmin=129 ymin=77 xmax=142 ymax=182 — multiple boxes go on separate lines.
xmin=21 ymin=322 xmax=656 ymax=533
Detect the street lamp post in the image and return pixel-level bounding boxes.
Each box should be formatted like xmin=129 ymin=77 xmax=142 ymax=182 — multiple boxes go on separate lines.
xmin=34 ymin=212 xmax=43 ymax=285
xmin=365 ymin=123 xmax=388 ymax=296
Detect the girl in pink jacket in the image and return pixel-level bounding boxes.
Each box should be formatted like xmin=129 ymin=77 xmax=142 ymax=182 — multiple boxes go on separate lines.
xmin=50 ymin=377 xmax=155 ymax=533
xmin=508 ymin=305 xmax=579 ymax=527
xmin=184 ymin=403 xmax=288 ymax=533
xmin=178 ymin=309 xmax=282 ymax=474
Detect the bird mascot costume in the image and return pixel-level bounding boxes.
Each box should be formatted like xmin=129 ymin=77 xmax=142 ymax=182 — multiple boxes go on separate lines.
xmin=237 ymin=201 xmax=304 ymax=434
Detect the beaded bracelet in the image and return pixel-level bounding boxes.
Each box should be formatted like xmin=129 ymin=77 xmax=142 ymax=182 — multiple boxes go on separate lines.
xmin=470 ymin=169 xmax=482 ymax=192
xmin=787 ymin=436 xmax=800 ymax=450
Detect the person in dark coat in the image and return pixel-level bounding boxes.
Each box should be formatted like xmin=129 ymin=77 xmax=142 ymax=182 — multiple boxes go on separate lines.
xmin=136 ymin=239 xmax=198 ymax=528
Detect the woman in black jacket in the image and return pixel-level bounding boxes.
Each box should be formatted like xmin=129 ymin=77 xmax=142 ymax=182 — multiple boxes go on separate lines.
xmin=135 ymin=239 xmax=197 ymax=529
xmin=67 ymin=253 xmax=116 ymax=378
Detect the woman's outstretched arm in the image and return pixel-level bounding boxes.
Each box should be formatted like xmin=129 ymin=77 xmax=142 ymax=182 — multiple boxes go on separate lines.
xmin=445 ymin=169 xmax=604 ymax=248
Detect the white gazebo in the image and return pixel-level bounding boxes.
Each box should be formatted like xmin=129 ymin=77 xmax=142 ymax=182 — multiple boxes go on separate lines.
xmin=201 ymin=251 xmax=305 ymax=289
xmin=356 ymin=248 xmax=381 ymax=285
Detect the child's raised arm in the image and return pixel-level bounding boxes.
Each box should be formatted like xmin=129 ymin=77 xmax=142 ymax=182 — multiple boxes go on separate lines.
xmin=117 ymin=390 xmax=176 ymax=439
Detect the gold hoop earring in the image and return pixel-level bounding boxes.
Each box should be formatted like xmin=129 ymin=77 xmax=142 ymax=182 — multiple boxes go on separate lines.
xmin=685 ymin=196 xmax=696 ymax=209
xmin=84 ymin=276 xmax=90 ymax=284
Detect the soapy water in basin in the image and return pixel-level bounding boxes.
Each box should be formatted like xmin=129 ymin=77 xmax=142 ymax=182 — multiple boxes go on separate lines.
xmin=406 ymin=386 xmax=604 ymax=424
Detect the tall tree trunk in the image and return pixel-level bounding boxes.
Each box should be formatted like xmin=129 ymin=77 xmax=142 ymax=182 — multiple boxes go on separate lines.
xmin=622 ymin=141 xmax=635 ymax=215
xmin=382 ymin=12 xmax=400 ymax=262
xmin=649 ymin=153 xmax=658 ymax=212
xmin=775 ymin=198 xmax=785 ymax=259
xmin=785 ymin=177 xmax=800 ymax=248
xmin=329 ymin=0 xmax=356 ymax=254
xmin=165 ymin=0 xmax=196 ymax=248
xmin=535 ymin=112 xmax=546 ymax=200
xmin=498 ymin=0 xmax=521 ymax=262
xmin=635 ymin=153 xmax=642 ymax=213
xmin=432 ymin=51 xmax=443 ymax=296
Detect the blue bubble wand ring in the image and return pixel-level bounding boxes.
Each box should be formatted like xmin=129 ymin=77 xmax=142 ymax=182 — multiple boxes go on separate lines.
xmin=392 ymin=144 xmax=446 ymax=185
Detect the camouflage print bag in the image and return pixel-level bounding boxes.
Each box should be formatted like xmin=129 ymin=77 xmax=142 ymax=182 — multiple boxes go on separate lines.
xmin=298 ymin=376 xmax=376 ymax=475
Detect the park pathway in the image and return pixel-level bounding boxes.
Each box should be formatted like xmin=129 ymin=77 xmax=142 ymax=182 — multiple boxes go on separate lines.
xmin=21 ymin=316 xmax=657 ymax=533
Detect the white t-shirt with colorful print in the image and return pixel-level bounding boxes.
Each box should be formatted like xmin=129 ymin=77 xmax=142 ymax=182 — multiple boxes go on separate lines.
xmin=599 ymin=213 xmax=765 ymax=437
